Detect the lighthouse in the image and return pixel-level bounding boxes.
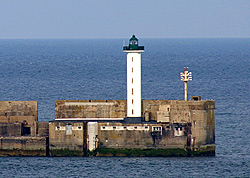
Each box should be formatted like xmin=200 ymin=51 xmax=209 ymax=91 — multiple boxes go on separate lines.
xmin=123 ymin=35 xmax=144 ymax=118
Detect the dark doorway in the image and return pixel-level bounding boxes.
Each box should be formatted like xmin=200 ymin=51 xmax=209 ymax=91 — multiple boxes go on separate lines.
xmin=22 ymin=127 xmax=31 ymax=136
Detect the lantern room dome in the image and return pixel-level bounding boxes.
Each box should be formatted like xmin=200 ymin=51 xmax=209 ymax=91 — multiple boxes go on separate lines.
xmin=123 ymin=35 xmax=144 ymax=51
xmin=129 ymin=35 xmax=138 ymax=45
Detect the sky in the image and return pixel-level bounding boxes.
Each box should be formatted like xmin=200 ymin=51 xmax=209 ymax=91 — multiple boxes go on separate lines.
xmin=0 ymin=0 xmax=249 ymax=39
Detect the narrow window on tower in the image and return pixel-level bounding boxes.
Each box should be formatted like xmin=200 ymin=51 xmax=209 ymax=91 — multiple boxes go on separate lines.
xmin=132 ymin=68 xmax=133 ymax=73
xmin=132 ymin=88 xmax=133 ymax=95
xmin=132 ymin=109 xmax=134 ymax=115
xmin=132 ymin=57 xmax=133 ymax=62
xmin=132 ymin=99 xmax=134 ymax=104
xmin=132 ymin=78 xmax=133 ymax=83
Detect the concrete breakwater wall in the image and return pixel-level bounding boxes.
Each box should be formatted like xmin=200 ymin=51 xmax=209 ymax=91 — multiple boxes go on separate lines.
xmin=0 ymin=137 xmax=48 ymax=156
xmin=0 ymin=101 xmax=48 ymax=156
xmin=0 ymin=100 xmax=215 ymax=157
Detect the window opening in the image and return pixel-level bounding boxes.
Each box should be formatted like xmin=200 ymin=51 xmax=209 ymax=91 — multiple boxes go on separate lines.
xmin=152 ymin=126 xmax=163 ymax=135
xmin=66 ymin=124 xmax=72 ymax=135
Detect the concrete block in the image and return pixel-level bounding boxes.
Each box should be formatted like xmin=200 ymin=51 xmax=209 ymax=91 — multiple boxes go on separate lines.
xmin=10 ymin=116 xmax=37 ymax=136
xmin=0 ymin=137 xmax=48 ymax=156
xmin=157 ymin=111 xmax=170 ymax=123
xmin=38 ymin=121 xmax=49 ymax=136
xmin=0 ymin=116 xmax=8 ymax=123
xmin=0 ymin=123 xmax=22 ymax=136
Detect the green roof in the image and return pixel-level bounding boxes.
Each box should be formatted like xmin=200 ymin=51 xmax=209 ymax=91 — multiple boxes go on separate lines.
xmin=130 ymin=35 xmax=138 ymax=42
xmin=123 ymin=35 xmax=144 ymax=51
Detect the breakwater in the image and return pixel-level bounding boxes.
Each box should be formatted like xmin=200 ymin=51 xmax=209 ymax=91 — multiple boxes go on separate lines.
xmin=0 ymin=99 xmax=215 ymax=156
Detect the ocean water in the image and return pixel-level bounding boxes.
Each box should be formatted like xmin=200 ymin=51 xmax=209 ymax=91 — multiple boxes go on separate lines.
xmin=0 ymin=38 xmax=249 ymax=177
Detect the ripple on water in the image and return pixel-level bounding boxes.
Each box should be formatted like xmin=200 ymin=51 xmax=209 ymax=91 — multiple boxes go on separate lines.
xmin=0 ymin=39 xmax=249 ymax=177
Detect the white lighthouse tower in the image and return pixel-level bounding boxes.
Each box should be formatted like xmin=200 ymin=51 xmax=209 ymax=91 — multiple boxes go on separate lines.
xmin=123 ymin=35 xmax=144 ymax=118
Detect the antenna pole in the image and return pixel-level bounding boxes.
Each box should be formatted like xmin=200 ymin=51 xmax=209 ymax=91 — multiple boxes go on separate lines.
xmin=180 ymin=67 xmax=192 ymax=101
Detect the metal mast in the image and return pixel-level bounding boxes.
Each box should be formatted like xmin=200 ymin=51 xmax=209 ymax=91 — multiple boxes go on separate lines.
xmin=180 ymin=67 xmax=192 ymax=101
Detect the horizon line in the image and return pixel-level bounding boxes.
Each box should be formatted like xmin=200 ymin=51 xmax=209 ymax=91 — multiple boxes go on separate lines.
xmin=0 ymin=37 xmax=249 ymax=40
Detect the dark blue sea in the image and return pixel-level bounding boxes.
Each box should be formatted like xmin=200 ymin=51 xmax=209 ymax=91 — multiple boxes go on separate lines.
xmin=0 ymin=38 xmax=249 ymax=177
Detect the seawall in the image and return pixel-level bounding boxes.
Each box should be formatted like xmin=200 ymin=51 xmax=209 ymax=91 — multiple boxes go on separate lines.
xmin=0 ymin=137 xmax=48 ymax=156
xmin=0 ymin=100 xmax=215 ymax=157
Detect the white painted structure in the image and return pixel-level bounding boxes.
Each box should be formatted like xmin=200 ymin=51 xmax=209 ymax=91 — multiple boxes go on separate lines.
xmin=100 ymin=125 xmax=150 ymax=131
xmin=87 ymin=122 xmax=98 ymax=151
xmin=125 ymin=51 xmax=143 ymax=117
xmin=123 ymin=35 xmax=144 ymax=117
xmin=180 ymin=67 xmax=192 ymax=101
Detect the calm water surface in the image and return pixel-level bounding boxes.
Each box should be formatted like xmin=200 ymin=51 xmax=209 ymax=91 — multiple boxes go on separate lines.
xmin=0 ymin=38 xmax=249 ymax=177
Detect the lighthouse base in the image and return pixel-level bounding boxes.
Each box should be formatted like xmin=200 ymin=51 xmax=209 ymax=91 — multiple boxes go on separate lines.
xmin=123 ymin=117 xmax=143 ymax=123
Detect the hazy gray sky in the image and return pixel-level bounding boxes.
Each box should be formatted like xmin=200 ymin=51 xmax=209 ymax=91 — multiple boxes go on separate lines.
xmin=0 ymin=0 xmax=249 ymax=38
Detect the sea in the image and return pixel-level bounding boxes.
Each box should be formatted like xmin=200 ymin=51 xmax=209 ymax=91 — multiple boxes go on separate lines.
xmin=0 ymin=38 xmax=249 ymax=177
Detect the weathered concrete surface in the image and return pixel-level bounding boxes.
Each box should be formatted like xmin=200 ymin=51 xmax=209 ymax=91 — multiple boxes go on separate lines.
xmin=0 ymin=101 xmax=38 ymax=136
xmin=0 ymin=101 xmax=38 ymax=117
xmin=98 ymin=123 xmax=187 ymax=149
xmin=38 ymin=121 xmax=49 ymax=136
xmin=49 ymin=121 xmax=87 ymax=156
xmin=142 ymin=100 xmax=215 ymax=152
xmin=0 ymin=123 xmax=22 ymax=136
xmin=55 ymin=100 xmax=126 ymax=118
xmin=142 ymin=100 xmax=214 ymax=122
xmin=0 ymin=101 xmax=48 ymax=156
xmin=51 ymin=99 xmax=215 ymax=156
xmin=9 ymin=116 xmax=37 ymax=136
xmin=0 ymin=137 xmax=48 ymax=156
